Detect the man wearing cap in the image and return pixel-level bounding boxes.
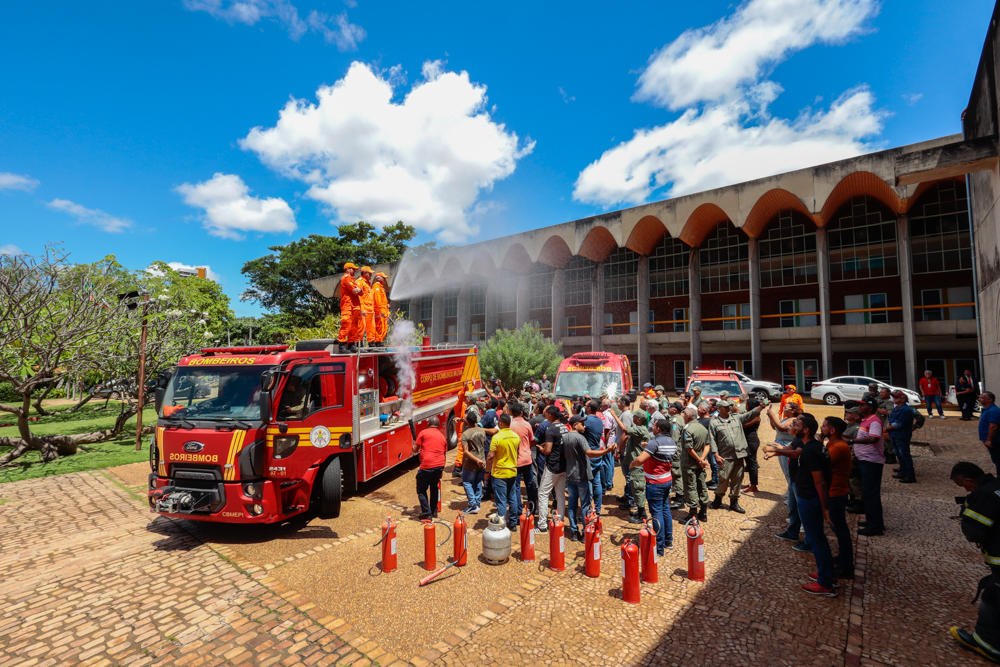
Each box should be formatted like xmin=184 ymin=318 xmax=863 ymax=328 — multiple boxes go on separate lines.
xmin=690 ymin=386 xmax=705 ymax=407
xmin=356 ymin=267 xmax=375 ymax=346
xmin=862 ymin=382 xmax=880 ymax=402
xmin=708 ymin=398 xmax=765 ymax=513
xmin=371 ymin=272 xmax=390 ymax=346
xmin=613 ymin=409 xmax=651 ymax=524
xmin=719 ymin=389 xmax=744 ymax=413
xmin=666 ymin=401 xmax=686 ymax=510
xmin=337 ymin=263 xmax=363 ymax=352
xmin=654 ymin=385 xmax=669 ymax=413
xmin=779 ymin=385 xmax=803 ymax=415
xmin=875 ymin=386 xmax=898 ymax=465
xmin=886 ymin=390 xmax=917 ymax=483
xmin=642 ymin=382 xmax=655 ymax=400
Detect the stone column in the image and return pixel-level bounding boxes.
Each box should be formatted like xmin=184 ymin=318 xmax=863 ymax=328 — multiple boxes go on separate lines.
xmin=748 ymin=237 xmax=763 ymax=377
xmin=898 ymin=215 xmax=918 ymax=389
xmin=516 ymin=272 xmax=531 ymax=329
xmin=637 ymin=255 xmax=650 ymax=386
xmin=591 ymin=262 xmax=605 ymax=351
xmin=457 ymin=282 xmax=470 ymax=343
xmin=816 ymin=227 xmax=834 ymax=379
xmin=551 ymin=267 xmax=565 ymax=345
xmin=431 ymin=291 xmax=444 ymax=345
xmin=688 ymin=248 xmax=702 ymax=369
xmin=484 ymin=280 xmax=498 ymax=342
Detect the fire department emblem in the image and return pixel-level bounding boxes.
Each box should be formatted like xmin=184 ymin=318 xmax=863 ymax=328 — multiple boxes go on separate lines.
xmin=309 ymin=425 xmax=331 ymax=449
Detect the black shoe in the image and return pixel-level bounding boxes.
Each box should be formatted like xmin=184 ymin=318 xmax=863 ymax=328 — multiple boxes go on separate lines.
xmin=707 ymin=481 xmax=718 ymax=491
xmin=893 ymin=468 xmax=902 ymax=473
xmin=729 ymin=499 xmax=746 ymax=514
xmin=698 ymin=506 xmax=708 ymax=522
xmin=452 ymin=469 xmax=463 ymax=477
xmin=846 ymin=504 xmax=864 ymax=514
xmin=618 ymin=501 xmax=632 ymax=510
xmin=892 ymin=473 xmax=904 ymax=479
xmin=710 ymin=496 xmax=723 ymax=510
xmin=833 ymin=567 xmax=855 ymax=579
xmin=669 ymin=500 xmax=685 ymax=511
xmin=899 ymin=477 xmax=917 ymax=484
xmin=664 ymin=541 xmax=673 ymax=550
xmin=857 ymin=526 xmax=884 ymax=536
xmin=885 ymin=455 xmax=898 ymax=465
xmin=628 ymin=512 xmax=644 ymax=524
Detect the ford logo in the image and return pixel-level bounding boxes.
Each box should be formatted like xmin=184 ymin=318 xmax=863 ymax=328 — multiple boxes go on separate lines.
xmin=183 ymin=441 xmax=205 ymax=453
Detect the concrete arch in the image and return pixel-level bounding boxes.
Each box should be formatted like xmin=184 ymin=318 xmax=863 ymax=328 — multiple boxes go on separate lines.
xmin=414 ymin=261 xmax=438 ymax=282
xmin=536 ymin=234 xmax=573 ymax=268
xmin=818 ymin=171 xmax=903 ymax=224
xmin=499 ymin=242 xmax=534 ymax=273
xmin=624 ymin=215 xmax=669 ymax=255
xmin=465 ymin=248 xmax=497 ymax=277
xmin=742 ymin=189 xmax=816 ymax=238
xmin=441 ymin=255 xmax=464 ymax=277
xmin=577 ymin=226 xmax=619 ymax=262
xmin=679 ymin=203 xmax=733 ymax=247
xmin=904 ymin=176 xmax=967 ymax=214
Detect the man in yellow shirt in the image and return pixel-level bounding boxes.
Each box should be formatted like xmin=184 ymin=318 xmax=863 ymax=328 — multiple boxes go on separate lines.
xmin=486 ymin=413 xmax=522 ymax=529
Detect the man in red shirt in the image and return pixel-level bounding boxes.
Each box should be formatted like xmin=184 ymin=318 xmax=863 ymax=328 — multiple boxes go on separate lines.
xmin=919 ymin=370 xmax=945 ymax=419
xmin=412 ymin=416 xmax=447 ymax=520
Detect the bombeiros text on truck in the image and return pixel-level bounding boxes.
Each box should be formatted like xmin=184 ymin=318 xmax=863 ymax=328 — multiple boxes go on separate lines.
xmin=147 ymin=340 xmax=482 ymax=523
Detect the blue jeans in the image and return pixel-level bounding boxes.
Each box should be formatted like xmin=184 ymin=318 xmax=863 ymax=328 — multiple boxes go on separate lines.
xmin=589 ymin=460 xmax=607 ymax=514
xmin=827 ymin=494 xmax=853 ymax=571
xmin=709 ymin=453 xmax=719 ymax=484
xmin=891 ymin=437 xmax=914 ymax=479
xmin=798 ymin=494 xmax=834 ymax=589
xmin=603 ymin=452 xmax=615 ymax=491
xmin=492 ymin=476 xmax=520 ymax=528
xmin=461 ymin=468 xmax=484 ymax=510
xmin=858 ymin=460 xmax=884 ymax=530
xmin=785 ymin=481 xmax=807 ymax=543
xmin=515 ymin=464 xmax=538 ymax=515
xmin=924 ymin=394 xmax=943 ymax=416
xmin=645 ymin=480 xmax=673 ymax=552
xmin=566 ymin=480 xmax=592 ymax=536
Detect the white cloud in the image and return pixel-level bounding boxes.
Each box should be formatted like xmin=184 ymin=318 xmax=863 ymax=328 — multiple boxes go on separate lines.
xmin=47 ymin=199 xmax=132 ymax=232
xmin=902 ymin=93 xmax=923 ymax=105
xmin=176 ymin=173 xmax=296 ymax=240
xmin=240 ymin=61 xmax=534 ymax=242
xmin=0 ymin=172 xmax=39 ymax=192
xmin=0 ymin=244 xmax=24 ymax=255
xmin=559 ymin=87 xmax=575 ymax=104
xmin=306 ymin=10 xmax=366 ymax=51
xmin=635 ymin=0 xmax=879 ymax=109
xmin=574 ymin=0 xmax=886 ymax=207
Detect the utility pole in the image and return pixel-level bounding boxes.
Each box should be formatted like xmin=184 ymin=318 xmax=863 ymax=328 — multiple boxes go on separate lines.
xmin=134 ymin=291 xmax=150 ymax=451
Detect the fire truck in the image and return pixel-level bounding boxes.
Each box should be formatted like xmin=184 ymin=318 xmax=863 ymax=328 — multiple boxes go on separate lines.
xmin=552 ymin=352 xmax=635 ymax=402
xmin=147 ymin=341 xmax=481 ymax=524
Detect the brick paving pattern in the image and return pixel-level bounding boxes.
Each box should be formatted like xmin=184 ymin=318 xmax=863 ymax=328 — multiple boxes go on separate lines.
xmin=0 ymin=404 xmax=991 ymax=666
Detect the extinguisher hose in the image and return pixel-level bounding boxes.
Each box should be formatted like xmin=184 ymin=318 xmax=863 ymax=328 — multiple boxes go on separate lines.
xmin=418 ymin=523 xmax=467 ymax=587
xmin=434 ymin=520 xmax=452 ymax=548
xmin=372 ymin=530 xmax=389 ymax=548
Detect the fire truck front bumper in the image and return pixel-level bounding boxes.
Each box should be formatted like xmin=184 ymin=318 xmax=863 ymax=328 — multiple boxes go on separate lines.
xmin=147 ymin=475 xmax=297 ymax=524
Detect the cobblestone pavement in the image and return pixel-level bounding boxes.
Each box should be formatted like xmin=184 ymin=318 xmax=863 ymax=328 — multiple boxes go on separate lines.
xmin=0 ymin=403 xmax=991 ymax=666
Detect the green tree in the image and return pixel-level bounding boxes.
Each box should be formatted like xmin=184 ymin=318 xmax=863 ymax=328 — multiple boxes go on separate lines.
xmin=240 ymin=222 xmax=416 ymax=328
xmin=478 ymin=324 xmax=563 ymax=391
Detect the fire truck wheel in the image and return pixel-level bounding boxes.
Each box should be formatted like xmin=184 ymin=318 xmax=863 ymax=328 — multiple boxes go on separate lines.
xmin=319 ymin=456 xmax=342 ymax=518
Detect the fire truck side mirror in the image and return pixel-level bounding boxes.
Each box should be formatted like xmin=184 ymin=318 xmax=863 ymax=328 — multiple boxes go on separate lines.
xmin=154 ymin=369 xmax=172 ymax=414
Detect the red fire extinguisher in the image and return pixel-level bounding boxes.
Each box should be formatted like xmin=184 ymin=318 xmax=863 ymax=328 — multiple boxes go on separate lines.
xmin=380 ymin=515 xmax=397 ymax=573
xmin=519 ymin=504 xmax=535 ymax=563
xmin=453 ymin=512 xmax=468 ymax=566
xmin=639 ymin=518 xmax=659 ymax=583
xmin=621 ymin=538 xmax=640 ymax=604
xmin=422 ymin=519 xmax=436 ymax=571
xmin=549 ymin=512 xmax=565 ymax=572
xmin=686 ymin=517 xmax=705 ymax=582
xmin=584 ymin=516 xmax=600 ymax=578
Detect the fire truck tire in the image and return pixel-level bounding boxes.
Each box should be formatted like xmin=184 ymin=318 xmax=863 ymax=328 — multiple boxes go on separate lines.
xmin=446 ymin=410 xmax=458 ymax=450
xmin=319 ymin=456 xmax=343 ymax=518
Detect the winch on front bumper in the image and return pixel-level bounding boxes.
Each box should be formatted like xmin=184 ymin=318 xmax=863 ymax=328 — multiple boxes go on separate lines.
xmin=151 ymin=468 xmax=227 ymax=514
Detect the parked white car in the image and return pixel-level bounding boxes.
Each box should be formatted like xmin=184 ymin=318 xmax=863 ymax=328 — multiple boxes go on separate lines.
xmin=729 ymin=372 xmax=783 ymax=400
xmin=810 ymin=376 xmax=922 ymax=406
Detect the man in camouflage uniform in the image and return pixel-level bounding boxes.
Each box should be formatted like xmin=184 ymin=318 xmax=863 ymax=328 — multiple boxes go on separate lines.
xmin=843 ymin=402 xmax=865 ymax=513
xmin=709 ymin=399 xmax=764 ymax=514
xmin=691 ymin=385 xmax=705 ymax=407
xmin=614 ymin=409 xmax=650 ymax=524
xmin=680 ymin=406 xmax=710 ymax=521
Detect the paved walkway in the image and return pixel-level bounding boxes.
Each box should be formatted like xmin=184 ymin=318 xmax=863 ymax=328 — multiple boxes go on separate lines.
xmin=0 ymin=405 xmax=992 ymax=666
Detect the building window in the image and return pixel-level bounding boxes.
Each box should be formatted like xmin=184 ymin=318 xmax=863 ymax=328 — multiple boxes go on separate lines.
xmin=604 ymin=248 xmax=639 ymax=303
xmin=566 ymin=315 xmax=577 ymax=337
xmin=759 ymin=210 xmax=818 ymax=288
xmin=649 ymin=235 xmax=690 ymax=297
xmin=847 ymin=359 xmax=892 ymax=384
xmin=844 ymin=293 xmax=888 ymax=324
xmin=498 ymin=319 xmax=514 ymax=331
xmin=920 ymin=287 xmax=974 ymax=321
xmin=628 ymin=356 xmax=654 ymax=387
xmin=396 ymin=299 xmax=410 ymax=320
xmin=469 ymin=282 xmax=486 ymax=316
xmin=445 ymin=324 xmax=457 ymax=339
xmin=604 ymin=313 xmax=614 ymax=335
xmin=674 ymin=359 xmax=689 ymax=391
xmin=627 ymin=310 xmax=655 ymax=334
xmin=829 ymin=196 xmax=899 ymax=282
xmin=672 ymin=307 xmax=688 ymax=332
xmin=700 ymin=222 xmax=749 ymax=293
xmin=778 ymin=298 xmax=817 ymax=327
xmin=724 ymin=360 xmax=753 ymax=375
xmin=419 ymin=296 xmax=432 ymax=322
xmin=782 ymin=359 xmax=819 ymax=392
xmin=910 ymin=180 xmax=972 ymax=274
xmin=495 ymin=271 xmax=519 ymax=313
xmin=529 ymin=264 xmax=554 ymax=310
xmin=564 ymin=255 xmax=593 ymax=306
xmin=722 ymin=303 xmax=750 ymax=330
xmin=471 ymin=322 xmax=485 ymax=341
xmin=444 ymin=289 xmax=459 ymax=318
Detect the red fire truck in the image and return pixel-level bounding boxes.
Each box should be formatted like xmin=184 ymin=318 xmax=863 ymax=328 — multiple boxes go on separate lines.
xmin=552 ymin=352 xmax=635 ymax=402
xmin=147 ymin=341 xmax=481 ymax=524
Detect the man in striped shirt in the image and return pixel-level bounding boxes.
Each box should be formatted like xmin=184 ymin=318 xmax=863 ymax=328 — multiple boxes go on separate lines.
xmin=629 ymin=418 xmax=677 ymax=554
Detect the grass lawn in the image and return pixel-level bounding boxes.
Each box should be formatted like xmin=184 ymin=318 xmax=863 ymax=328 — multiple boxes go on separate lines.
xmin=0 ymin=402 xmax=158 ymax=484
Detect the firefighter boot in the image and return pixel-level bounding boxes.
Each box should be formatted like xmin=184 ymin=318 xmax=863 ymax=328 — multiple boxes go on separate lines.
xmin=710 ymin=495 xmax=723 ymax=510
xmin=951 ymin=627 xmax=1000 ymax=664
xmin=628 ymin=508 xmax=647 ymax=524
xmin=698 ymin=505 xmax=708 ymax=522
xmin=729 ymin=498 xmax=746 ymax=514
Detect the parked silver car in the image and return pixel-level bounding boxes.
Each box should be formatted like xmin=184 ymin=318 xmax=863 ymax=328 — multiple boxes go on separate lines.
xmin=809 ymin=376 xmax=921 ymax=406
xmin=729 ymin=372 xmax=783 ymax=400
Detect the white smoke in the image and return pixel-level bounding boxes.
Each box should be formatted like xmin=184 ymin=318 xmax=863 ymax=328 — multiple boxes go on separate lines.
xmin=388 ymin=320 xmax=417 ymax=418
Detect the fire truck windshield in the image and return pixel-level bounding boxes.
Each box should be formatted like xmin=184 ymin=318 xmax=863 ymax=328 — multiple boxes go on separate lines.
xmin=554 ymin=371 xmax=621 ymax=399
xmin=159 ymin=365 xmax=273 ymax=421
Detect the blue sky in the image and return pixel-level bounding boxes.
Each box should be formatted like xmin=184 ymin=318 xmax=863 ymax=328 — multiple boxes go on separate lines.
xmin=0 ymin=0 xmax=994 ymax=316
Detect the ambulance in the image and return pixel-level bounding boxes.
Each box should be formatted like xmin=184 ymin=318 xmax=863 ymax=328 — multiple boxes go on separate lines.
xmin=552 ymin=352 xmax=635 ymax=401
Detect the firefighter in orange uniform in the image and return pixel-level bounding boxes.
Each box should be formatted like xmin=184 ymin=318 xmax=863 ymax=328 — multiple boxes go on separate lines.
xmin=451 ymin=382 xmax=471 ymax=476
xmin=779 ymin=384 xmax=804 ymax=415
xmin=355 ymin=267 xmax=375 ymax=346
xmin=338 ymin=263 xmax=363 ymax=353
xmin=372 ymin=272 xmax=390 ymax=346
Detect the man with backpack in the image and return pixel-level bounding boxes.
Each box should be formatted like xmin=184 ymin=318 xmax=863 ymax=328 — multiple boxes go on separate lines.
xmin=886 ymin=390 xmax=917 ymax=484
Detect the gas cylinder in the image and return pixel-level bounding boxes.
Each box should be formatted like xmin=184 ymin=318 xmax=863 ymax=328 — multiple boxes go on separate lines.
xmin=482 ymin=513 xmax=512 ymax=564
xmin=549 ymin=512 xmax=565 ymax=572
xmin=686 ymin=517 xmax=705 ymax=582
xmin=621 ymin=538 xmax=640 ymax=604
xmin=584 ymin=520 xmax=600 ymax=578
xmin=639 ymin=519 xmax=658 ymax=583
xmin=519 ymin=505 xmax=535 ymax=563
xmin=381 ymin=515 xmax=397 ymax=573
xmin=422 ymin=519 xmax=436 ymax=571
xmin=453 ymin=512 xmax=468 ymax=566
